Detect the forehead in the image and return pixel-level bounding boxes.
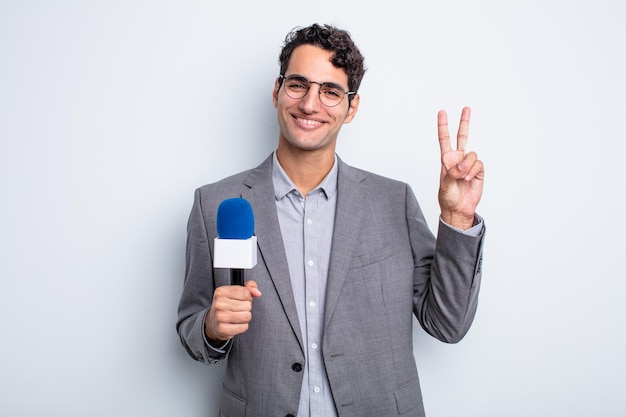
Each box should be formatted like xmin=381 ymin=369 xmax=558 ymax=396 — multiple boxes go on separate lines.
xmin=285 ymin=44 xmax=349 ymax=86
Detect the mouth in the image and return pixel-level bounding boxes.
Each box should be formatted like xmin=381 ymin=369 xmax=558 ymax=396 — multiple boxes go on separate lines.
xmin=293 ymin=115 xmax=324 ymax=129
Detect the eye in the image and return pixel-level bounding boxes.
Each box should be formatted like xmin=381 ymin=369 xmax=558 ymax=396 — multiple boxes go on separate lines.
xmin=288 ymin=82 xmax=306 ymax=90
xmin=321 ymin=86 xmax=343 ymax=99
xmin=285 ymin=77 xmax=309 ymax=91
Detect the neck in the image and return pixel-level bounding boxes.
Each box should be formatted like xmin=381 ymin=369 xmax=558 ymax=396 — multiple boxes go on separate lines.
xmin=276 ymin=146 xmax=335 ymax=196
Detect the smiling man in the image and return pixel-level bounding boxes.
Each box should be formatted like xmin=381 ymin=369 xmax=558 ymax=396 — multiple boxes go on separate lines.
xmin=177 ymin=24 xmax=486 ymax=417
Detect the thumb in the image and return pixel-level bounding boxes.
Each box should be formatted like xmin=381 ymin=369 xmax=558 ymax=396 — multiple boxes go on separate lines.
xmin=245 ymin=280 xmax=262 ymax=298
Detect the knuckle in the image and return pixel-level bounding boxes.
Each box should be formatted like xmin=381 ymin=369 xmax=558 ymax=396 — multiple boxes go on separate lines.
xmin=213 ymin=311 xmax=226 ymax=322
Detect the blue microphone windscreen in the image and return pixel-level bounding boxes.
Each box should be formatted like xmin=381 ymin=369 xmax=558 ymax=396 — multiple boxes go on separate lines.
xmin=216 ymin=198 xmax=255 ymax=239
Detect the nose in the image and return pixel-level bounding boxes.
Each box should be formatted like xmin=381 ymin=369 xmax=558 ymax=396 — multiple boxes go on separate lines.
xmin=299 ymin=82 xmax=323 ymax=113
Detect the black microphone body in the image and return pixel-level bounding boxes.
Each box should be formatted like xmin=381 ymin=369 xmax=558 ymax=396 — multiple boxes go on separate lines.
xmin=231 ymin=269 xmax=244 ymax=286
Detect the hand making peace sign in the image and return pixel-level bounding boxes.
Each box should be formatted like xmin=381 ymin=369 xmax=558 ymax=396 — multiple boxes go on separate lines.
xmin=437 ymin=107 xmax=484 ymax=230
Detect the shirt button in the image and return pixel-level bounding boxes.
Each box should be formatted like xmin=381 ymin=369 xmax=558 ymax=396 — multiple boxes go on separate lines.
xmin=311 ymin=343 xmax=318 ymax=349
xmin=291 ymin=363 xmax=303 ymax=372
xmin=307 ymin=260 xmax=314 ymax=266
xmin=309 ymin=301 xmax=316 ymax=307
xmin=306 ymin=218 xmax=313 ymax=224
xmin=313 ymin=386 xmax=321 ymax=393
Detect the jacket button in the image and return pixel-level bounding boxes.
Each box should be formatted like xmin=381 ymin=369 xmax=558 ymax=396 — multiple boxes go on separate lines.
xmin=291 ymin=363 xmax=303 ymax=372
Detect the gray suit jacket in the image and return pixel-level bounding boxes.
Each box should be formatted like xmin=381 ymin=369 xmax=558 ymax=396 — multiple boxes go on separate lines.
xmin=177 ymin=155 xmax=484 ymax=417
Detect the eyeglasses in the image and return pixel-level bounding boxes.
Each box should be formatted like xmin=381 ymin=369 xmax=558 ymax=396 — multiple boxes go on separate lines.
xmin=279 ymin=74 xmax=355 ymax=107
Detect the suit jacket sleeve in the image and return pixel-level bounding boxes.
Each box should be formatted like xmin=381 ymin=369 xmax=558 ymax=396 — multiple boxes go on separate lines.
xmin=176 ymin=188 xmax=229 ymax=364
xmin=408 ymin=184 xmax=485 ymax=343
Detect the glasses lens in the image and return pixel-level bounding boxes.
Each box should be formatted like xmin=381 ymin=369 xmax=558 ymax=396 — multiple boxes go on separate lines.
xmin=319 ymin=84 xmax=344 ymax=107
xmin=283 ymin=76 xmax=309 ymax=99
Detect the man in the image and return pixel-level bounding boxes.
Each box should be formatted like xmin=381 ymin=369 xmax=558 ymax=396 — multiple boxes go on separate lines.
xmin=177 ymin=23 xmax=485 ymax=417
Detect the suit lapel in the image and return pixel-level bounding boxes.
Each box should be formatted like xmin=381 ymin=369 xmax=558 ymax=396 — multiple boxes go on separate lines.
xmin=240 ymin=156 xmax=304 ymax=352
xmin=324 ymin=159 xmax=367 ymax=330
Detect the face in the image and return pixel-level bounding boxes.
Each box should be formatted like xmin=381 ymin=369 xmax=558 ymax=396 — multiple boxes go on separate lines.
xmin=272 ymin=44 xmax=360 ymax=156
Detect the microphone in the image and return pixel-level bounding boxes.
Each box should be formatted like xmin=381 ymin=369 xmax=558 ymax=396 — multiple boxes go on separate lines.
xmin=213 ymin=198 xmax=257 ymax=286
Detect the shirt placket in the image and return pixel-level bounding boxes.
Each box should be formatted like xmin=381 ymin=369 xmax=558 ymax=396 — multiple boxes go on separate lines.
xmin=303 ymin=193 xmax=324 ymax=416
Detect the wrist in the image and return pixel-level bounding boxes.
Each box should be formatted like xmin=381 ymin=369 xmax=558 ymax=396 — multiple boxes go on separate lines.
xmin=440 ymin=211 xmax=475 ymax=231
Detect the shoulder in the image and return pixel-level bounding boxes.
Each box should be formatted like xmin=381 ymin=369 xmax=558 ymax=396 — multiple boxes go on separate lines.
xmin=196 ymin=154 xmax=273 ymax=198
xmin=338 ymin=157 xmax=409 ymax=192
xmin=197 ymin=169 xmax=252 ymax=193
xmin=337 ymin=158 xmax=422 ymax=217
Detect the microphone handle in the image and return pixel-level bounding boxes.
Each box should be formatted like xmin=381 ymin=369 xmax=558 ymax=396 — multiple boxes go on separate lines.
xmin=231 ymin=269 xmax=244 ymax=286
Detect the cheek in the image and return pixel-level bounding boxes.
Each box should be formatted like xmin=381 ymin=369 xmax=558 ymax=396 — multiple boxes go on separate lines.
xmin=274 ymin=91 xmax=289 ymax=110
xmin=333 ymin=108 xmax=351 ymax=125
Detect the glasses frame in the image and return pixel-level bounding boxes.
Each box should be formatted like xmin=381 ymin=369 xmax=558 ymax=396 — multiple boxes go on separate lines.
xmin=279 ymin=74 xmax=356 ymax=107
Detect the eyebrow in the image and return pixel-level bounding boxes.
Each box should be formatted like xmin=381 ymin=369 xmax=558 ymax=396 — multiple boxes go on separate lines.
xmin=286 ymin=74 xmax=346 ymax=91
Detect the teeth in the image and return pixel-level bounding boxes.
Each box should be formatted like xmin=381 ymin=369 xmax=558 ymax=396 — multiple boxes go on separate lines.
xmin=297 ymin=117 xmax=321 ymax=126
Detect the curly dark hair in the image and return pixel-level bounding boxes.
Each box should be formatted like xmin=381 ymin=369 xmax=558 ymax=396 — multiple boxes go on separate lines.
xmin=278 ymin=24 xmax=366 ymax=99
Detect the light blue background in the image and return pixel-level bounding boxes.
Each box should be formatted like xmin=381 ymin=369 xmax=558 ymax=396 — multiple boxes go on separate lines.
xmin=1 ymin=1 xmax=625 ymax=416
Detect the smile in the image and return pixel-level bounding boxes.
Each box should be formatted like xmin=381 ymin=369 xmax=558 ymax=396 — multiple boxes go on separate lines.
xmin=295 ymin=116 xmax=323 ymax=127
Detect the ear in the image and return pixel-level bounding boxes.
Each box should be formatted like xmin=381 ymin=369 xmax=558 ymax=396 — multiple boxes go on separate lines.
xmin=272 ymin=78 xmax=281 ymax=108
xmin=343 ymin=94 xmax=360 ymax=124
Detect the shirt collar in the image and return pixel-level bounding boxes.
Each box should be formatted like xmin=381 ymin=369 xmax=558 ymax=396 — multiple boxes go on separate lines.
xmin=272 ymin=151 xmax=338 ymax=201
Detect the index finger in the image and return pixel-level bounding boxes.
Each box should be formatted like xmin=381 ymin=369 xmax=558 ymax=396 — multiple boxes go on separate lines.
xmin=215 ymin=284 xmax=253 ymax=302
xmin=456 ymin=106 xmax=471 ymax=151
xmin=438 ymin=109 xmax=452 ymax=154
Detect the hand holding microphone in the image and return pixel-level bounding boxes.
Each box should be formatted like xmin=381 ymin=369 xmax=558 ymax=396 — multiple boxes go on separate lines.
xmin=205 ymin=198 xmax=262 ymax=344
xmin=205 ymin=280 xmax=262 ymax=343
